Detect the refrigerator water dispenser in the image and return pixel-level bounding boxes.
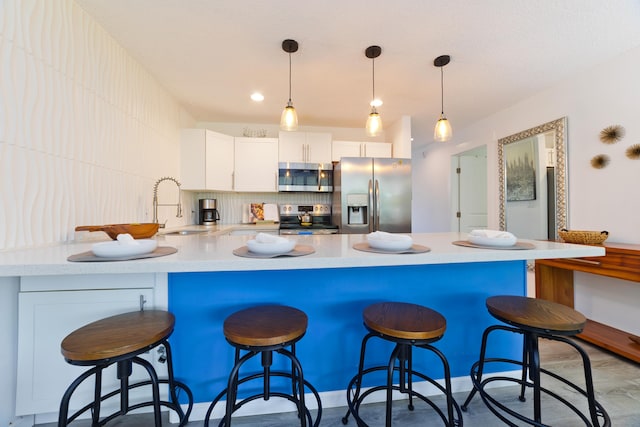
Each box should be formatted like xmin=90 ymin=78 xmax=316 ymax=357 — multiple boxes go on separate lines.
xmin=346 ymin=194 xmax=368 ymax=225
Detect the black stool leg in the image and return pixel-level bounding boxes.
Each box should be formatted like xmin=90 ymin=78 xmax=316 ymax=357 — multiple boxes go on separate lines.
xmin=462 ymin=325 xmax=495 ymax=410
xmin=343 ymin=332 xmax=375 ymax=425
xmin=385 ymin=344 xmax=402 ymax=426
xmin=91 ymin=367 xmax=103 ymax=426
xmin=423 ymin=344 xmax=458 ymax=426
xmin=399 ymin=344 xmax=415 ymax=411
xmin=528 ymin=333 xmax=542 ymax=423
xmin=162 ymin=340 xmax=193 ymax=426
xmin=519 ymin=332 xmax=529 ymax=402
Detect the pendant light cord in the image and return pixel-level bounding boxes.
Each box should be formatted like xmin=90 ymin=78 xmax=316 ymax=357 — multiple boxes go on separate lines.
xmin=288 ymin=52 xmax=292 ymax=103
xmin=372 ymin=57 xmax=376 ymax=102
xmin=440 ymin=66 xmax=444 ymax=115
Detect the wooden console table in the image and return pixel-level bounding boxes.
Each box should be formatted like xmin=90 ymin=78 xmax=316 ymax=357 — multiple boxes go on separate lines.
xmin=536 ymin=242 xmax=640 ymax=363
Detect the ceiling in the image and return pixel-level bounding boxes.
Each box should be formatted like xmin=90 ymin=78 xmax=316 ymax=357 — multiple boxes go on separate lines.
xmin=74 ymin=0 xmax=640 ymax=146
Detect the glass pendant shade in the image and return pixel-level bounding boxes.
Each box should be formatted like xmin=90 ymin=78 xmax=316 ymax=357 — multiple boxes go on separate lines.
xmin=280 ymin=39 xmax=299 ymax=131
xmin=365 ymin=46 xmax=383 ymax=137
xmin=366 ymin=107 xmax=383 ymax=137
xmin=434 ymin=114 xmax=452 ymax=142
xmin=433 ymin=55 xmax=452 ymax=142
xmin=280 ymin=102 xmax=298 ymax=131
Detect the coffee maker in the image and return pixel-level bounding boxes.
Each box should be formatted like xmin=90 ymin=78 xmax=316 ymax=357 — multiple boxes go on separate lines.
xmin=199 ymin=199 xmax=220 ymax=225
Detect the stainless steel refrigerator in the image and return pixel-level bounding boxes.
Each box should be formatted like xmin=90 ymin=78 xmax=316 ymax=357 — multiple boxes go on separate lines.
xmin=332 ymin=157 xmax=411 ymax=234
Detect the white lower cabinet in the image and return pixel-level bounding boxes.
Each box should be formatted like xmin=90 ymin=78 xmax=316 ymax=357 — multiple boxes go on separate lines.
xmin=16 ymin=276 xmax=158 ymax=418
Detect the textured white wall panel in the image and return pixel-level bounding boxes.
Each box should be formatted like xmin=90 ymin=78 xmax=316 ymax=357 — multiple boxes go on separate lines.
xmin=0 ymin=0 xmax=194 ymax=250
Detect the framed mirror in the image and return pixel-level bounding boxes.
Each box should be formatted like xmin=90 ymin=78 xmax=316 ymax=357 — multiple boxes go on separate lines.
xmin=498 ymin=117 xmax=567 ymax=240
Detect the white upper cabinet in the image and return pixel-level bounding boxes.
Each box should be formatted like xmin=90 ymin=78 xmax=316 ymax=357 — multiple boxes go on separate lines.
xmin=181 ymin=129 xmax=234 ymax=191
xmin=234 ymin=137 xmax=279 ymax=192
xmin=279 ymin=131 xmax=332 ymax=164
xmin=332 ymin=140 xmax=392 ymax=161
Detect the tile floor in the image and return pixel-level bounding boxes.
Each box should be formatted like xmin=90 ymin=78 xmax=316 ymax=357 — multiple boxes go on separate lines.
xmin=42 ymin=339 xmax=640 ymax=426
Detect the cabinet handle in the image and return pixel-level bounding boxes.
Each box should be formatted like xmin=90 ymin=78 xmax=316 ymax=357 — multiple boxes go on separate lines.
xmin=307 ymin=144 xmax=311 ymax=162
xmin=275 ymin=172 xmax=278 ymax=190
xmin=139 ymin=294 xmax=147 ymax=311
xmin=232 ymin=172 xmax=235 ymax=190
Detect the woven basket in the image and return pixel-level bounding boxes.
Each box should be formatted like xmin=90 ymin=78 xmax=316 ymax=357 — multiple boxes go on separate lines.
xmin=558 ymin=229 xmax=608 ymax=245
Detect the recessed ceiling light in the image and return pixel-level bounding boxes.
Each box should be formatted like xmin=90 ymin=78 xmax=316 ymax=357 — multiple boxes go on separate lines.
xmin=251 ymin=92 xmax=264 ymax=102
xmin=370 ymin=99 xmax=383 ymax=107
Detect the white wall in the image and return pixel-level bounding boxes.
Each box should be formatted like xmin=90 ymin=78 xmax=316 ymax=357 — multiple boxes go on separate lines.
xmin=412 ymin=45 xmax=640 ymax=335
xmin=413 ymin=45 xmax=640 ymax=244
xmin=0 ymin=1 xmax=194 ymax=424
xmin=0 ymin=0 xmax=195 ymax=252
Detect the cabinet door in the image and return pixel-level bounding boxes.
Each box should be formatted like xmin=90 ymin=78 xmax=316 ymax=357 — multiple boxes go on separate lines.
xmin=16 ymin=288 xmax=155 ymax=416
xmin=332 ymin=140 xmax=363 ymax=162
xmin=180 ymin=129 xmax=207 ymax=189
xmin=180 ymin=129 xmax=234 ymax=191
xmin=278 ymin=131 xmax=306 ymax=163
xmin=234 ymin=137 xmax=278 ymax=192
xmin=305 ymin=132 xmax=332 ymax=163
xmin=363 ymin=142 xmax=392 ymax=158
xmin=205 ymin=130 xmax=234 ymax=191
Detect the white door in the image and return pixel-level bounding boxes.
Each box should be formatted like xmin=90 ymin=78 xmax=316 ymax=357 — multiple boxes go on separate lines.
xmin=452 ymin=146 xmax=487 ymax=232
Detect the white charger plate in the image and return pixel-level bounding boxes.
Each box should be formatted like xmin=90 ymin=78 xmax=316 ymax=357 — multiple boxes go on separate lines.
xmin=468 ymin=235 xmax=516 ymax=247
xmin=246 ymin=239 xmax=296 ymax=255
xmin=92 ymin=239 xmax=158 ymax=258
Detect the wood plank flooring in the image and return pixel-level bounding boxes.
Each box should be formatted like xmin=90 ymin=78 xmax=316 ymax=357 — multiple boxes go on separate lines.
xmin=41 ymin=338 xmax=639 ymax=426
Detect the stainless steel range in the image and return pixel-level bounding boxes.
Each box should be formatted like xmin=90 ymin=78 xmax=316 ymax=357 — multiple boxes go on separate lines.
xmin=279 ymin=204 xmax=339 ymax=235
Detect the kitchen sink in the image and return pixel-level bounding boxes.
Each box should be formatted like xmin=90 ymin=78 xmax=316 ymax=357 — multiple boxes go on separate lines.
xmin=163 ymin=230 xmax=209 ymax=236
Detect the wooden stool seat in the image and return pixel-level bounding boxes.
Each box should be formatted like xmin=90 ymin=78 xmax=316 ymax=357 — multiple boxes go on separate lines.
xmin=364 ymin=302 xmax=446 ymax=341
xmin=462 ymin=295 xmax=609 ymax=426
xmin=344 ymin=302 xmax=461 ymax=426
xmin=58 ymin=310 xmax=193 ymax=427
xmin=486 ymin=295 xmax=586 ymax=334
xmin=61 ymin=310 xmax=174 ymax=363
xmin=205 ymin=305 xmax=321 ymax=427
xmin=224 ymin=305 xmax=308 ymax=347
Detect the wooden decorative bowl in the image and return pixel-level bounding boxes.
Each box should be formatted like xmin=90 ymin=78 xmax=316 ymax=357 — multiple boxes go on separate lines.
xmin=75 ymin=223 xmax=159 ymax=240
xmin=558 ymin=229 xmax=608 ymax=245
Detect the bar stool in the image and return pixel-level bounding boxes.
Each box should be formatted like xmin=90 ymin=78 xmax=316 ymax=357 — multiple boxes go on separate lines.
xmin=58 ymin=310 xmax=193 ymax=426
xmin=461 ymin=295 xmax=610 ymax=426
xmin=343 ymin=302 xmax=463 ymax=426
xmin=204 ymin=305 xmax=322 ymax=427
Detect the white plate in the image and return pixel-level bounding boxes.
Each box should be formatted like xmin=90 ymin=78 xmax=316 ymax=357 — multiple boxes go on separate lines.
xmin=246 ymin=239 xmax=295 ymax=255
xmin=91 ymin=239 xmax=158 ymax=258
xmin=366 ymin=237 xmax=413 ymax=251
xmin=468 ymin=235 xmax=516 ymax=247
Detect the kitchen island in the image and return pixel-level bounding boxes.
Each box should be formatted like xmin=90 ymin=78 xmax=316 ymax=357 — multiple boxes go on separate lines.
xmin=0 ymin=232 xmax=605 ymax=423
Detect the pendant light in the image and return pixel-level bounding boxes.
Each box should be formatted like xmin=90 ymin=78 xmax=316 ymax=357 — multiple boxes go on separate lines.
xmin=365 ymin=45 xmax=383 ymax=137
xmin=434 ymin=55 xmax=452 ymax=142
xmin=280 ymin=39 xmax=299 ymax=131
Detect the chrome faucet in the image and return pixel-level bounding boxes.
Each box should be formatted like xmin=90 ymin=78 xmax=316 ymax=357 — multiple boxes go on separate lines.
xmin=152 ymin=177 xmax=182 ymax=228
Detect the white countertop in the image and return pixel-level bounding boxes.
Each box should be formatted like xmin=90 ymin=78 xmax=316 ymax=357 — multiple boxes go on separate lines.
xmin=0 ymin=231 xmax=605 ymax=277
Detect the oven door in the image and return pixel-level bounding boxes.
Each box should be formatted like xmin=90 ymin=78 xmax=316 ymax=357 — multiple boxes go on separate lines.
xmin=278 ymin=162 xmax=333 ymax=192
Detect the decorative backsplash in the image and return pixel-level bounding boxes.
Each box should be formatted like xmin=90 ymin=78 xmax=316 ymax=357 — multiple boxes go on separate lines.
xmin=189 ymin=192 xmax=331 ymax=224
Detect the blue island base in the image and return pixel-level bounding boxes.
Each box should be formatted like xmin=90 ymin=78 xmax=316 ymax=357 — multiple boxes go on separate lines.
xmin=168 ymin=261 xmax=526 ymax=418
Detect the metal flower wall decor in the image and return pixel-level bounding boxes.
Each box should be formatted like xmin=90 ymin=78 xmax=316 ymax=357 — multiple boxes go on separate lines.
xmin=591 ymin=124 xmax=639 ymax=168
xmin=590 ymin=154 xmax=610 ymax=169
xmin=599 ymin=125 xmax=625 ymax=144
xmin=626 ymin=143 xmax=640 ymax=160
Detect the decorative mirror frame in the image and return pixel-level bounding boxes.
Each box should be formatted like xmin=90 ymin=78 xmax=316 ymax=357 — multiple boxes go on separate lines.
xmin=498 ymin=117 xmax=567 ymax=238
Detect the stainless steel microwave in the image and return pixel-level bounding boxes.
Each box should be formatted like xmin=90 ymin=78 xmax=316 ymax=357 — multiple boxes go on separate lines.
xmin=278 ymin=162 xmax=333 ymax=192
